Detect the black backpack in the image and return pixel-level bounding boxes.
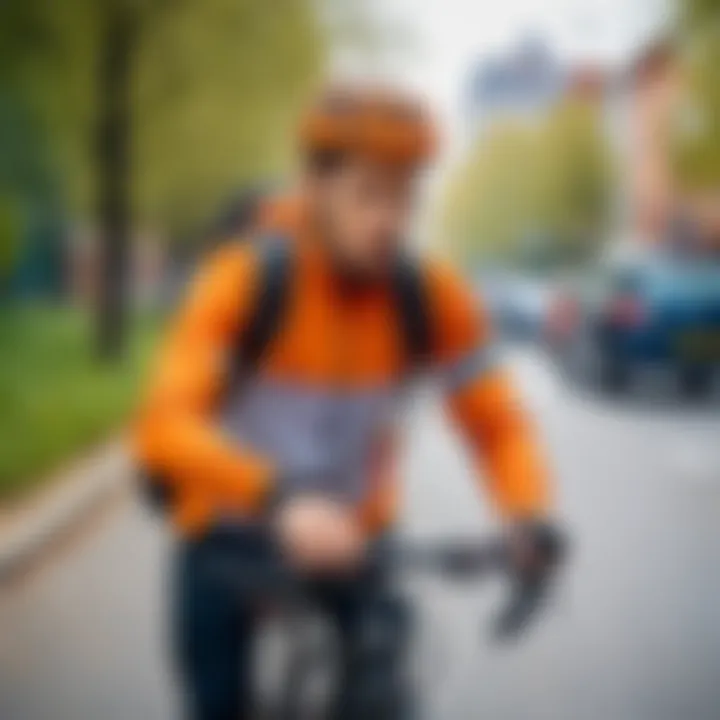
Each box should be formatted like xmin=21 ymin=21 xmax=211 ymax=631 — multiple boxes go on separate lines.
xmin=142 ymin=234 xmax=432 ymax=512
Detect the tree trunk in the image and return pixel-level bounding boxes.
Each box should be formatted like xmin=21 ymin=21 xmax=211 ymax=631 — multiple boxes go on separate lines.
xmin=95 ymin=2 xmax=136 ymax=360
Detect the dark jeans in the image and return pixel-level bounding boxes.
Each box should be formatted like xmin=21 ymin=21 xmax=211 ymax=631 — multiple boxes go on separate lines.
xmin=173 ymin=526 xmax=411 ymax=720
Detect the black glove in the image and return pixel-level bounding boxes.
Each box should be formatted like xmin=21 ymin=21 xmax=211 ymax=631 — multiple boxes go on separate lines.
xmin=493 ymin=520 xmax=567 ymax=639
xmin=508 ymin=520 xmax=566 ymax=582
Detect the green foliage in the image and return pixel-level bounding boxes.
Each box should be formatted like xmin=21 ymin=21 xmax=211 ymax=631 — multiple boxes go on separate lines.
xmin=673 ymin=0 xmax=720 ymax=189
xmin=0 ymin=197 xmax=22 ymax=280
xmin=0 ymin=305 xmax=157 ymax=498
xmin=680 ymin=0 xmax=720 ymax=27
xmin=134 ymin=0 xmax=325 ymax=231
xmin=440 ymin=122 xmax=538 ymax=260
xmin=0 ymin=0 xmax=326 ymax=235
xmin=440 ymin=98 xmax=613 ymax=268
xmin=538 ymin=100 xmax=614 ymax=259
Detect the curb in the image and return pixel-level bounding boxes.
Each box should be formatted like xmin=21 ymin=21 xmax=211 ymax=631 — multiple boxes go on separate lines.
xmin=0 ymin=440 xmax=131 ymax=582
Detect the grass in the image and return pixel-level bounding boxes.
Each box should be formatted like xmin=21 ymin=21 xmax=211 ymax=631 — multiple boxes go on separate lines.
xmin=0 ymin=304 xmax=158 ymax=501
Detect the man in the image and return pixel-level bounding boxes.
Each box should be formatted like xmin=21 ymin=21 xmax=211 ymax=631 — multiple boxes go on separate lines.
xmin=135 ymin=85 xmax=558 ymax=719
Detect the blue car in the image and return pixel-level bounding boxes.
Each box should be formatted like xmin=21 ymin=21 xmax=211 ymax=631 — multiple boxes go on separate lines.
xmin=549 ymin=256 xmax=720 ymax=396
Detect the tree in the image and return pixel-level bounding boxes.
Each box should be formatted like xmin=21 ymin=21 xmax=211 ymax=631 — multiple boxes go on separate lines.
xmin=537 ymin=98 xmax=614 ymax=262
xmin=672 ymin=0 xmax=720 ymax=190
xmin=439 ymin=122 xmax=541 ymax=263
xmin=439 ymin=96 xmax=612 ymax=269
xmin=0 ymin=198 xmax=21 ymax=285
xmin=0 ymin=0 xmax=325 ymax=358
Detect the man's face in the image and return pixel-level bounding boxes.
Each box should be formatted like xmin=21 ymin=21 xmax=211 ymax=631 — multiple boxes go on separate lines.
xmin=309 ymin=157 xmax=417 ymax=276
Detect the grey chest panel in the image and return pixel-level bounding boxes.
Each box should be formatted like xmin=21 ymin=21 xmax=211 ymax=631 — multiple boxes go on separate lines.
xmin=221 ymin=379 xmax=405 ymax=503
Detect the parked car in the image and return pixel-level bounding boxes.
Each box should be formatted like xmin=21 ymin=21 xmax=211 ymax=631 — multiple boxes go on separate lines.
xmin=545 ymin=254 xmax=720 ymax=396
xmin=479 ymin=274 xmax=552 ymax=342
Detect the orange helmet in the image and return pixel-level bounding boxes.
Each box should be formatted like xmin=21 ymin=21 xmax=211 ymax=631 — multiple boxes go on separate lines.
xmin=299 ymin=84 xmax=439 ymax=167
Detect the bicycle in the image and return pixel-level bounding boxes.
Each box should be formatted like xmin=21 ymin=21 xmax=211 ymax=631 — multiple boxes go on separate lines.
xmin=201 ymin=525 xmax=565 ymax=720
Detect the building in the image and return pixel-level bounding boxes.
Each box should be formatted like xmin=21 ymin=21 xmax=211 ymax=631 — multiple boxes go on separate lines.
xmin=466 ymin=38 xmax=566 ymax=131
xmin=621 ymin=39 xmax=681 ymax=244
xmin=466 ymin=37 xmax=607 ymax=137
xmin=619 ymin=37 xmax=720 ymax=248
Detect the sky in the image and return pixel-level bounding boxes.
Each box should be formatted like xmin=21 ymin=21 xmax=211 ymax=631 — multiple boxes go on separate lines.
xmin=328 ymin=0 xmax=672 ymax=230
xmin=339 ymin=0 xmax=672 ymax=133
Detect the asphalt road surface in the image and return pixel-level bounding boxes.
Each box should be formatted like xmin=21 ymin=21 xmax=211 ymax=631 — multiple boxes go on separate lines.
xmin=2 ymin=348 xmax=720 ymax=720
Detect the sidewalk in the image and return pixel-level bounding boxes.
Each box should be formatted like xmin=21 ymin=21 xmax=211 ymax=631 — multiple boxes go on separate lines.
xmin=0 ymin=440 xmax=130 ymax=581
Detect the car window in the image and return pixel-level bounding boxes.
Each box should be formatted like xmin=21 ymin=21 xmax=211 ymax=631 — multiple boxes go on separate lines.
xmin=646 ymin=264 xmax=720 ymax=301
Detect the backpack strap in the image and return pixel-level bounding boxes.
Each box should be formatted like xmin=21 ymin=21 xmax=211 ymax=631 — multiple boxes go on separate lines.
xmin=230 ymin=240 xmax=429 ymax=377
xmin=231 ymin=236 xmax=293 ymax=375
xmin=392 ymin=256 xmax=433 ymax=372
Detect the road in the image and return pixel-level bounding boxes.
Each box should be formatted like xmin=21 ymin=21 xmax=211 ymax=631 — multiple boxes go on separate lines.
xmin=2 ymin=348 xmax=720 ymax=720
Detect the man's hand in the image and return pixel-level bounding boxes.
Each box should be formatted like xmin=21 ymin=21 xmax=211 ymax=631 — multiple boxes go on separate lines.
xmin=274 ymin=495 xmax=366 ymax=573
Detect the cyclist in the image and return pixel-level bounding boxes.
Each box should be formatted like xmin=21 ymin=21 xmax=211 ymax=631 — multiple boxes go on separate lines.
xmin=135 ymin=84 xmax=559 ymax=719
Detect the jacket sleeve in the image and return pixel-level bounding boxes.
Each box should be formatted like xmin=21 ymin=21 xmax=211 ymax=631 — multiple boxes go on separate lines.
xmin=427 ymin=262 xmax=552 ymax=519
xmin=133 ymin=244 xmax=274 ymax=512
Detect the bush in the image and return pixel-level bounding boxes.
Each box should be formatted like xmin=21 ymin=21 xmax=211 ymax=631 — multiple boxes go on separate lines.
xmin=0 ymin=305 xmax=157 ymax=499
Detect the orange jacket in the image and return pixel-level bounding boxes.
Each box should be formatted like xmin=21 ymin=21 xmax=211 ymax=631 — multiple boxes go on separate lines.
xmin=134 ymin=227 xmax=551 ymax=536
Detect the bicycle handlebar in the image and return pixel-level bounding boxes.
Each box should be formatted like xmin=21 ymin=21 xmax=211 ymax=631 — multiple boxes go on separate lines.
xmin=208 ymin=531 xmax=562 ymax=640
xmin=377 ymin=537 xmax=558 ymax=639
